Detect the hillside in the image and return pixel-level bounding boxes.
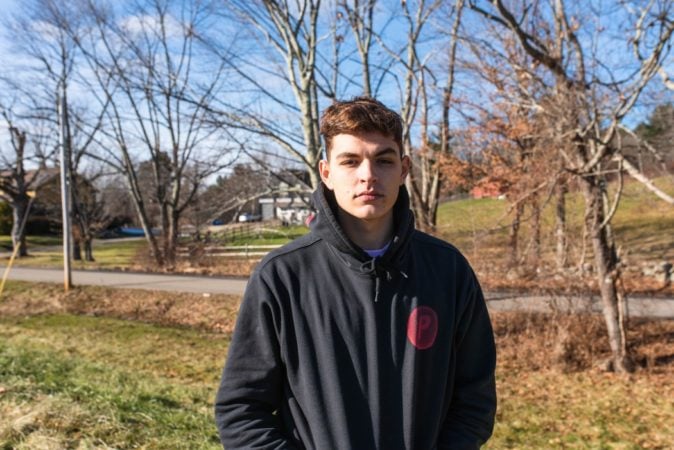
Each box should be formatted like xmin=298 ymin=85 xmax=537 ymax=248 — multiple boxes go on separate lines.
xmin=435 ymin=177 xmax=674 ymax=293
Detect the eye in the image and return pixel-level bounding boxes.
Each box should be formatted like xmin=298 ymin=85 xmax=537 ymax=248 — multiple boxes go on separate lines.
xmin=378 ymin=158 xmax=394 ymax=165
xmin=341 ymin=159 xmax=358 ymax=166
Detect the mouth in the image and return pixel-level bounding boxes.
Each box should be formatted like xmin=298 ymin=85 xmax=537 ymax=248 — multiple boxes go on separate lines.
xmin=355 ymin=191 xmax=383 ymax=200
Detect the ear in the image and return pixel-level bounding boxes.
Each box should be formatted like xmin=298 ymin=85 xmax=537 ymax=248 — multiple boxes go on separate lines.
xmin=400 ymin=155 xmax=410 ymax=185
xmin=319 ymin=159 xmax=333 ymax=190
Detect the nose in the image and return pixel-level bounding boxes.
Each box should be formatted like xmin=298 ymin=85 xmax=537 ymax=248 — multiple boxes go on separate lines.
xmin=357 ymin=159 xmax=377 ymax=183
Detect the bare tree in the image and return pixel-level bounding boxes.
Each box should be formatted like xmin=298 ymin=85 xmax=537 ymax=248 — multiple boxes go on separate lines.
xmin=468 ymin=0 xmax=674 ymax=372
xmin=457 ymin=29 xmax=570 ymax=271
xmin=4 ymin=0 xmax=114 ymax=261
xmin=0 ymin=103 xmax=55 ymax=257
xmin=422 ymin=0 xmax=467 ymax=231
xmin=71 ymin=169 xmax=113 ymax=261
xmin=362 ymin=0 xmax=457 ymax=231
xmin=201 ymin=0 xmax=462 ymax=225
xmin=204 ymin=0 xmax=328 ymax=189
xmin=395 ymin=0 xmax=443 ymax=231
xmin=628 ymin=0 xmax=674 ymax=91
xmin=203 ymin=1 xmax=414 ymax=192
xmin=69 ymin=0 xmax=235 ymax=267
xmin=340 ymin=0 xmax=377 ymax=96
xmin=199 ymin=164 xmax=273 ymax=224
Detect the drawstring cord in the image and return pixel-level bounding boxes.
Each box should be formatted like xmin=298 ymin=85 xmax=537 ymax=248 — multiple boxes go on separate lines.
xmin=360 ymin=258 xmax=376 ymax=273
xmin=374 ymin=275 xmax=380 ymax=303
xmin=360 ymin=258 xmax=406 ymax=302
xmin=360 ymin=258 xmax=382 ymax=302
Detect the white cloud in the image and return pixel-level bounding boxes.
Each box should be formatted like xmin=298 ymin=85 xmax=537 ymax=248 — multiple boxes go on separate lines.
xmin=119 ymin=13 xmax=184 ymax=39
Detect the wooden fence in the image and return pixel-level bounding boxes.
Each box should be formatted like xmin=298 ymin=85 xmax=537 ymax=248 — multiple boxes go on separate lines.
xmin=177 ymin=244 xmax=282 ymax=258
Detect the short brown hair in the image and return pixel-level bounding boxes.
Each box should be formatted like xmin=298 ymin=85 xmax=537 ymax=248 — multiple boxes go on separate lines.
xmin=320 ymin=96 xmax=403 ymax=158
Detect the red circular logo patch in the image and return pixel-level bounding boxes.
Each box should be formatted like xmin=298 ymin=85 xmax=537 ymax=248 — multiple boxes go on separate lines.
xmin=407 ymin=306 xmax=438 ymax=350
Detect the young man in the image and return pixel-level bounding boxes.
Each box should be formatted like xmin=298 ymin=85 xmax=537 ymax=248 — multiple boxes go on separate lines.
xmin=215 ymin=97 xmax=496 ymax=449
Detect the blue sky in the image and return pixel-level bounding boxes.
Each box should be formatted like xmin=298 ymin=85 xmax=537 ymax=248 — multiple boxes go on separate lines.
xmin=0 ymin=0 xmax=19 ymax=52
xmin=0 ymin=0 xmax=25 ymax=81
xmin=1 ymin=0 xmax=671 ymax=154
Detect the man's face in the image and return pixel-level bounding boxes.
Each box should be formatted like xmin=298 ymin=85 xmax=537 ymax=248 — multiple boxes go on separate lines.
xmin=319 ymin=131 xmax=409 ymax=229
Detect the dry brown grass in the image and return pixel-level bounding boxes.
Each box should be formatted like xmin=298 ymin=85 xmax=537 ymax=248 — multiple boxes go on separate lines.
xmin=2 ymin=281 xmax=672 ymax=377
xmin=129 ymin=253 xmax=261 ymax=278
xmin=492 ymin=311 xmax=674 ymax=376
xmin=0 ymin=282 xmax=241 ymax=334
xmin=478 ymin=265 xmax=674 ymax=297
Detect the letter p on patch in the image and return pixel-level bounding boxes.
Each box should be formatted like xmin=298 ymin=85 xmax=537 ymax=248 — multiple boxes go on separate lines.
xmin=406 ymin=306 xmax=438 ymax=350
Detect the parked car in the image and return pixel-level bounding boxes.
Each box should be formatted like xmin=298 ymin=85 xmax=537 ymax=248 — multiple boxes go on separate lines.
xmin=238 ymin=213 xmax=261 ymax=223
xmin=117 ymin=227 xmax=160 ymax=237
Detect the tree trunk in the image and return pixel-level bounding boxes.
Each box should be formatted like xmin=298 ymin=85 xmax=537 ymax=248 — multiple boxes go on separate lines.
xmin=555 ymin=182 xmax=568 ymax=270
xmin=165 ymin=208 xmax=180 ymax=269
xmin=72 ymin=221 xmax=82 ymax=260
xmin=580 ymin=176 xmax=632 ymax=372
xmin=531 ymin=194 xmax=541 ymax=269
xmin=410 ymin=182 xmax=431 ymax=232
xmin=84 ymin=237 xmax=94 ymax=262
xmin=138 ymin=211 xmax=163 ymax=266
xmin=73 ymin=240 xmax=82 ymax=261
xmin=161 ymin=202 xmax=173 ymax=268
xmin=308 ymin=159 xmax=320 ymax=191
xmin=407 ymin=155 xmax=442 ymax=232
xmin=123 ymin=167 xmax=164 ymax=267
xmin=508 ymin=201 xmax=524 ymax=268
xmin=11 ymin=196 xmax=29 ymax=258
xmin=428 ymin=173 xmax=440 ymax=227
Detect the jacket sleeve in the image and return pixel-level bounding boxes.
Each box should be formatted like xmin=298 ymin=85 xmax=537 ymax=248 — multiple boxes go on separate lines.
xmin=437 ymin=271 xmax=497 ymax=450
xmin=214 ymin=270 xmax=295 ymax=449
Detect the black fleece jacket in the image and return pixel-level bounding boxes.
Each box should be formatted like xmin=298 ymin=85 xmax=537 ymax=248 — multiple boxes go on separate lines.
xmin=215 ymin=184 xmax=496 ymax=450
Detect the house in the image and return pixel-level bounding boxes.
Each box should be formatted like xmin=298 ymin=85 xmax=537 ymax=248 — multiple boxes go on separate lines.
xmin=0 ymin=167 xmax=59 ymax=198
xmin=0 ymin=167 xmax=61 ymax=234
xmin=259 ymin=169 xmax=313 ymax=225
xmin=470 ymin=175 xmax=509 ymax=199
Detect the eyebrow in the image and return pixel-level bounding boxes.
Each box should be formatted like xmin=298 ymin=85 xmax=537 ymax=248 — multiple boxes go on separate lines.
xmin=334 ymin=148 xmax=399 ymax=160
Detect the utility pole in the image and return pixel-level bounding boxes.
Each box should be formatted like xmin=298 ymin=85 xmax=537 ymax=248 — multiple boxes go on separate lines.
xmin=58 ymin=83 xmax=72 ymax=290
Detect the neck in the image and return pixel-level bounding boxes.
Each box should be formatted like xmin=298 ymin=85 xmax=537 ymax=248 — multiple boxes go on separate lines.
xmin=337 ymin=209 xmax=394 ymax=250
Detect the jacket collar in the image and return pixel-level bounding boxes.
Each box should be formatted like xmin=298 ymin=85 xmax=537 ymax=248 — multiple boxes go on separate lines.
xmin=310 ymin=182 xmax=415 ymax=270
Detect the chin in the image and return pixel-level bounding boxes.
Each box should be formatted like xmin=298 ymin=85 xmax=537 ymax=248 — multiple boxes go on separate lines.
xmin=349 ymin=207 xmax=387 ymax=221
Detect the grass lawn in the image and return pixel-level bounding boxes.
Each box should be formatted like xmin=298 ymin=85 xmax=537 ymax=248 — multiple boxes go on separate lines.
xmin=436 ymin=177 xmax=674 ymax=285
xmin=0 ymin=238 xmax=148 ymax=271
xmin=0 ymin=235 xmax=62 ymax=250
xmin=1 ymin=283 xmax=673 ymax=449
xmin=435 ymin=196 xmax=510 ymax=266
xmin=489 ymin=370 xmax=674 ymax=448
xmin=611 ymin=177 xmax=674 ymax=262
xmin=1 ymin=227 xmax=309 ymax=272
xmin=0 ymin=314 xmax=226 ymax=449
xmin=206 ymin=224 xmax=309 ymax=246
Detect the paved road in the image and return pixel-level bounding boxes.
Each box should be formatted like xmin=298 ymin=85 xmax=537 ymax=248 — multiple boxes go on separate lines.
xmin=1 ymin=266 xmax=248 ymax=296
xmin=485 ymin=291 xmax=674 ymax=319
xmin=2 ymin=266 xmax=673 ymax=318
